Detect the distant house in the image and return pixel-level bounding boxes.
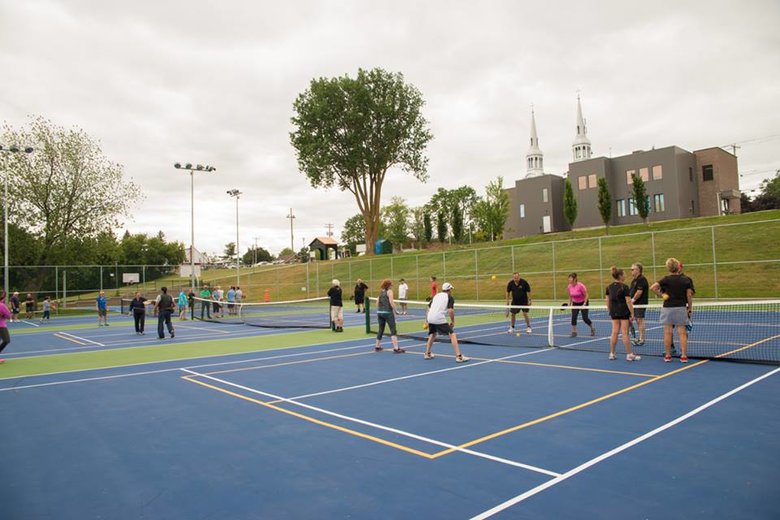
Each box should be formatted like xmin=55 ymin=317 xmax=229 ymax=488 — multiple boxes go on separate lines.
xmin=309 ymin=237 xmax=339 ymax=260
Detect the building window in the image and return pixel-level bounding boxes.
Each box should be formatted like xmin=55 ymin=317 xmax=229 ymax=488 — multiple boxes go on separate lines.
xmin=588 ymin=174 xmax=597 ymax=188
xmin=689 ymin=167 xmax=693 ymax=182
xmin=628 ymin=198 xmax=638 ymax=216
xmin=702 ymin=164 xmax=714 ymax=181
xmin=652 ymin=165 xmax=663 ymax=180
xmin=626 ymin=170 xmax=635 ymax=184
xmin=639 ymin=167 xmax=649 ymax=182
xmin=519 ymin=204 xmax=525 ymax=219
xmin=542 ymin=188 xmax=548 ymax=203
xmin=617 ymin=199 xmax=626 ymax=217
xmin=578 ymin=176 xmax=587 ymax=190
xmin=653 ymin=193 xmax=665 ymax=212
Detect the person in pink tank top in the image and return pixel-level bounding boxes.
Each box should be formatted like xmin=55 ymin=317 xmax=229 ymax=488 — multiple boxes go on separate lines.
xmin=567 ymin=273 xmax=595 ymax=338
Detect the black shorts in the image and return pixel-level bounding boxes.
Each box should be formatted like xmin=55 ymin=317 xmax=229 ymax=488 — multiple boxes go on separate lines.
xmin=634 ymin=307 xmax=646 ymax=319
xmin=510 ymin=302 xmax=529 ymax=314
xmin=611 ymin=314 xmax=631 ymax=321
xmin=428 ymin=323 xmax=453 ymax=336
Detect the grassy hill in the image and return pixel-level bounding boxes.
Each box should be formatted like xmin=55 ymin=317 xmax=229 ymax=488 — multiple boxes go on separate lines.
xmin=126 ymin=210 xmax=780 ymax=303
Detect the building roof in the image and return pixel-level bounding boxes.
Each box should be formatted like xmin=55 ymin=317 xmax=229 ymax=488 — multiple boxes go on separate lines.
xmin=310 ymin=236 xmax=338 ymax=246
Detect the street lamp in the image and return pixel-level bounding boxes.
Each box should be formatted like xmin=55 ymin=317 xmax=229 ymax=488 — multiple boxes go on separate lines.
xmin=226 ymin=189 xmax=242 ymax=285
xmin=174 ymin=162 xmax=216 ymax=291
xmin=286 ymin=208 xmax=295 ymax=254
xmin=1 ymin=144 xmax=34 ymax=297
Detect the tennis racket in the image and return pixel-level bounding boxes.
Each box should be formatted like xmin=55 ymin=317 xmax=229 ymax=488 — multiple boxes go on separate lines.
xmin=560 ymin=302 xmax=569 ymax=312
xmin=629 ymin=320 xmax=639 ymax=345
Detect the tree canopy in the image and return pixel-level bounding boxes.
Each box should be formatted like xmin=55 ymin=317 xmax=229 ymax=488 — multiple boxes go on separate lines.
xmin=290 ymin=68 xmax=432 ymax=254
xmin=597 ymin=177 xmax=612 ymax=232
xmin=472 ymin=176 xmax=509 ymax=241
xmin=631 ymin=173 xmax=650 ymax=223
xmin=563 ymin=177 xmax=577 ymax=229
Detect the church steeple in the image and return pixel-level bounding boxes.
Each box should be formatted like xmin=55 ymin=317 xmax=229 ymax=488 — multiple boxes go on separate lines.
xmin=572 ymin=94 xmax=592 ymax=162
xmin=525 ymin=107 xmax=544 ymax=177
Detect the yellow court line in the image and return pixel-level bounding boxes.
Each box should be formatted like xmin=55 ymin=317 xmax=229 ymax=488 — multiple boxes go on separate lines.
xmin=54 ymin=332 xmax=87 ymax=346
xmin=181 ymin=375 xmax=436 ymax=459
xmin=430 ymin=360 xmax=709 ymax=458
xmin=431 ymin=333 xmax=780 ymax=458
xmin=716 ymin=334 xmax=780 ymax=359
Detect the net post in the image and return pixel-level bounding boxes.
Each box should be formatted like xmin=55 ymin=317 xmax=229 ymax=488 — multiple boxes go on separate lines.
xmin=547 ymin=307 xmax=555 ymax=347
xmin=365 ymin=297 xmax=371 ymax=334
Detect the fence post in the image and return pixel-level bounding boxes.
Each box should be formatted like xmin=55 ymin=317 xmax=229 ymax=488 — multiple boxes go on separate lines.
xmin=474 ymin=249 xmax=479 ymax=301
xmin=99 ymin=265 xmax=103 ymax=292
xmin=551 ymin=241 xmax=556 ymax=301
xmin=598 ymin=237 xmax=604 ymax=290
xmin=511 ymin=245 xmax=516 ymax=273
xmin=651 ymin=232 xmax=657 ymax=282
xmin=711 ymin=226 xmax=719 ymax=299
xmin=415 ymin=255 xmax=420 ymax=300
xmin=442 ymin=252 xmax=446 ymax=279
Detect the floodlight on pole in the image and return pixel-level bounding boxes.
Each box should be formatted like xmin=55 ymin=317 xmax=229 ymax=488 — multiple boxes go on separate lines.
xmin=227 ymin=189 xmax=242 ymax=285
xmin=286 ymin=208 xmax=295 ymax=254
xmin=1 ymin=144 xmax=34 ymax=297
xmin=174 ymin=162 xmax=216 ymax=290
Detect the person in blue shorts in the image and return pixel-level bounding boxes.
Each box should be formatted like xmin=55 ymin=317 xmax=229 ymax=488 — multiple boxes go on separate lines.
xmin=96 ymin=290 xmax=109 ymax=326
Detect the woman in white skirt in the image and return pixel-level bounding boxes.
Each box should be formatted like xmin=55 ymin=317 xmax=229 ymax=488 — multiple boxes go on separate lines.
xmin=650 ymin=257 xmax=694 ymax=363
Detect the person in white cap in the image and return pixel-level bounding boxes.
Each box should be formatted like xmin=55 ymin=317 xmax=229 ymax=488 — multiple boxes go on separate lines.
xmin=424 ymin=282 xmax=469 ymax=363
xmin=327 ymin=279 xmax=344 ymax=332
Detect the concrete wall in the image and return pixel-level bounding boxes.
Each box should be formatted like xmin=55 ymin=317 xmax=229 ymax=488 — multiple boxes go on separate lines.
xmin=694 ymin=147 xmax=741 ymax=216
xmin=505 ymin=174 xmax=567 ymax=238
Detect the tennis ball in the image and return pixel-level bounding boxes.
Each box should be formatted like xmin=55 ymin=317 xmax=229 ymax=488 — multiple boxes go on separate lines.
xmin=491 ymin=275 xmax=496 ymax=280
xmin=515 ymin=332 xmax=521 ymax=337
xmin=662 ymin=293 xmax=670 ymax=301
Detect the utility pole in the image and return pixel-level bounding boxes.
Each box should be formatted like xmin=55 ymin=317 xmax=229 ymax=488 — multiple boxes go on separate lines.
xmin=286 ymin=208 xmax=295 ymax=253
xmin=325 ymin=223 xmax=334 ymax=237
xmin=253 ymin=236 xmax=259 ymax=265
xmin=724 ymin=143 xmax=741 ymax=156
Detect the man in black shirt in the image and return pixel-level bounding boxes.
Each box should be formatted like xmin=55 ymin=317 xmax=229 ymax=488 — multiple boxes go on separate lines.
xmin=155 ymin=287 xmax=176 ymax=339
xmin=629 ymin=263 xmax=649 ymax=345
xmin=327 ymin=279 xmax=344 ymax=332
xmin=505 ymin=272 xmax=532 ymax=334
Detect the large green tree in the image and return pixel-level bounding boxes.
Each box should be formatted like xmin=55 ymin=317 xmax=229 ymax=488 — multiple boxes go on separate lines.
xmin=290 ymin=68 xmax=433 ymax=254
xmin=596 ymin=177 xmax=612 ymax=232
xmin=472 ymin=176 xmax=510 ymax=241
xmin=563 ymin=177 xmax=577 ymax=229
xmin=1 ymin=117 xmax=141 ymax=288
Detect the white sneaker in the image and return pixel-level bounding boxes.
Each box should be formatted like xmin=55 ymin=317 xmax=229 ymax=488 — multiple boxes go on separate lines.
xmin=526 ymin=327 xmax=532 ymax=334
xmin=455 ymin=355 xmax=470 ymax=363
xmin=608 ymin=353 xmax=617 ymax=360
xmin=424 ymin=352 xmax=434 ymax=360
xmin=507 ymin=327 xmax=514 ymax=333
xmin=626 ymin=353 xmax=641 ymax=361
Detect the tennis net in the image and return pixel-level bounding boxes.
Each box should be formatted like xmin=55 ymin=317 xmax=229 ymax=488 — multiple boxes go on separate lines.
xmin=366 ymin=298 xmax=780 ymax=365
xmin=192 ymin=296 xmax=331 ymax=329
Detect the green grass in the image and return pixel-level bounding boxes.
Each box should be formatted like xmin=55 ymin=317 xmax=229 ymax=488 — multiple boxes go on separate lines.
xmin=0 ymin=326 xmax=369 ymax=379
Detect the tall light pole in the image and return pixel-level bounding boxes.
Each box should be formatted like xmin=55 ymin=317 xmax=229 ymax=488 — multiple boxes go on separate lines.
xmin=174 ymin=162 xmax=216 ymax=290
xmin=1 ymin=145 xmax=34 ymax=297
xmin=227 ymin=189 xmax=242 ymax=285
xmin=286 ymin=208 xmax=295 ymax=254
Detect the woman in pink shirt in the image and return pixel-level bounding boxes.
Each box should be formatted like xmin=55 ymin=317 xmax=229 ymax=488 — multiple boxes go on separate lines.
xmin=0 ymin=290 xmax=12 ymax=364
xmin=567 ymin=273 xmax=595 ymax=338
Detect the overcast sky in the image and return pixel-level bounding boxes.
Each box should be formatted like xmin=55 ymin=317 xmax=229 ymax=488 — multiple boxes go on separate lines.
xmin=2 ymin=0 xmax=779 ymax=257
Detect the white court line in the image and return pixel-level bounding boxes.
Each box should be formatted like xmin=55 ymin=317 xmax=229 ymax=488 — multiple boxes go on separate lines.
xmin=55 ymin=331 xmax=105 ymax=347
xmin=0 ymin=342 xmax=405 ymax=390
xmin=287 ymin=348 xmax=553 ymax=401
xmin=471 ymin=365 xmax=780 ymax=519
xmin=19 ymin=320 xmax=41 ymax=328
xmin=181 ymin=367 xmax=561 ymax=477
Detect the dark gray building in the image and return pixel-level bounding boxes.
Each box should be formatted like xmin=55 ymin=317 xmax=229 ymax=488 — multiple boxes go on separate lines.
xmin=504 ymin=98 xmax=740 ymax=238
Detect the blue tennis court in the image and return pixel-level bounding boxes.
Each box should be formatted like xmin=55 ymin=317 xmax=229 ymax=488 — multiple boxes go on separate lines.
xmin=1 ymin=319 xmax=778 ymax=519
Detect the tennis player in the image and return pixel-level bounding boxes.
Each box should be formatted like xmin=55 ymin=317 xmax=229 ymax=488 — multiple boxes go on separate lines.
xmin=650 ymin=257 xmax=693 ymax=363
xmin=327 ymin=279 xmax=344 ymax=332
xmin=0 ymin=290 xmax=12 ymax=364
xmin=127 ymin=291 xmax=147 ymax=335
xmin=177 ymin=288 xmax=188 ymax=320
xmin=506 ymin=272 xmax=532 ymax=334
xmin=397 ymin=278 xmax=409 ymax=315
xmin=154 ymin=287 xmax=176 ymax=339
xmin=96 ymin=290 xmax=109 ymax=327
xmin=629 ymin=263 xmax=649 ymax=345
xmin=605 ymin=267 xmax=641 ymax=361
xmin=567 ymin=273 xmax=595 ymax=337
xmin=374 ymin=279 xmax=404 ymax=353
xmin=424 ymin=282 xmax=469 ymax=363
xmin=9 ymin=292 xmax=20 ymax=323
xmin=353 ymin=279 xmax=368 ymax=313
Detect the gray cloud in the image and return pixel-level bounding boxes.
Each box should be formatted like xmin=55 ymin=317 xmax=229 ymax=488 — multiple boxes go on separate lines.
xmin=2 ymin=0 xmax=778 ymax=256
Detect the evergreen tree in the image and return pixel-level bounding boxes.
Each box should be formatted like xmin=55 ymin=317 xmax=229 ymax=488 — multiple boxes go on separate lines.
xmin=563 ymin=178 xmax=577 ymax=229
xmin=631 ymin=173 xmax=650 ymax=224
xmin=597 ymin=177 xmax=612 ymax=232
